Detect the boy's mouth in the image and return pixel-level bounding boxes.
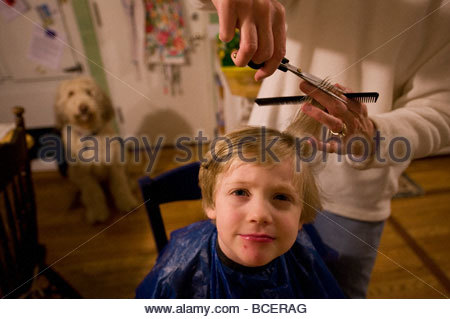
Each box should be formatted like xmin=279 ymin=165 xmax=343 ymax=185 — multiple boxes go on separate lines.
xmin=239 ymin=234 xmax=275 ymax=243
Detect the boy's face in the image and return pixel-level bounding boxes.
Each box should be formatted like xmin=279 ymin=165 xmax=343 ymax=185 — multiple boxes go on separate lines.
xmin=205 ymin=158 xmax=303 ymax=267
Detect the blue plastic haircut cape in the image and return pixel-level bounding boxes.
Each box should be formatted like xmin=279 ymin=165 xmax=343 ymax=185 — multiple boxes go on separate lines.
xmin=136 ymin=220 xmax=345 ymax=298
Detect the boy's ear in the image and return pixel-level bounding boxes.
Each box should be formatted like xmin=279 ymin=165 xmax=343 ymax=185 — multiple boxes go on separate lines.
xmin=204 ymin=206 xmax=217 ymax=220
xmin=298 ymin=222 xmax=303 ymax=230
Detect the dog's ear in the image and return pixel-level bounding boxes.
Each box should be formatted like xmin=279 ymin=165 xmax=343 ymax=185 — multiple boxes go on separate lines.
xmin=55 ymin=109 xmax=68 ymax=130
xmin=54 ymin=80 xmax=69 ymax=129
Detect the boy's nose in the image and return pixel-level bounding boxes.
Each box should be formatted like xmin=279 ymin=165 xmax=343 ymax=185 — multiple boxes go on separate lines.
xmin=247 ymin=199 xmax=273 ymax=225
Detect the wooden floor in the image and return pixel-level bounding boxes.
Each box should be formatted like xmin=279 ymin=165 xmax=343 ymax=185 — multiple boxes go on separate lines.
xmin=367 ymin=155 xmax=450 ymax=298
xmin=32 ymin=148 xmax=450 ymax=298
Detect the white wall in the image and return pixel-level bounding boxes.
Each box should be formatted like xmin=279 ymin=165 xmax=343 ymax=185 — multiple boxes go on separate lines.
xmin=0 ymin=0 xmax=88 ymax=127
xmin=91 ymin=0 xmax=216 ymax=144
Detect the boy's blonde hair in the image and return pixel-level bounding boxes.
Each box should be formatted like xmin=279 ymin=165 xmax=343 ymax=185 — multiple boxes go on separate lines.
xmin=198 ymin=126 xmax=321 ymax=224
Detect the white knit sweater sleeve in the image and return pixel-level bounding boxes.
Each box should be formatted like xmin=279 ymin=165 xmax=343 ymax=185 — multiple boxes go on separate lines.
xmin=348 ymin=42 xmax=450 ymax=169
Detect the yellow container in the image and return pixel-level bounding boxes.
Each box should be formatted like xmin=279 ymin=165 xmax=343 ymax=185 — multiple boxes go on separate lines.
xmin=220 ymin=67 xmax=261 ymax=98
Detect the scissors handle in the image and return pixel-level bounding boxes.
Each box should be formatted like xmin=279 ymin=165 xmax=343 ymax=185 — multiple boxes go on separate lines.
xmin=248 ymin=58 xmax=290 ymax=72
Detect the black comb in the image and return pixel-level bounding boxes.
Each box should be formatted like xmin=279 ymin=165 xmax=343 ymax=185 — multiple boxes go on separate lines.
xmin=255 ymin=92 xmax=379 ymax=106
xmin=344 ymin=92 xmax=379 ymax=103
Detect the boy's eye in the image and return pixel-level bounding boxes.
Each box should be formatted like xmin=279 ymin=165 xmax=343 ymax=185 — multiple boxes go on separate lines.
xmin=231 ymin=189 xmax=249 ymax=197
xmin=274 ymin=194 xmax=291 ymax=201
xmin=68 ymin=91 xmax=74 ymax=97
xmin=85 ymin=89 xmax=92 ymax=96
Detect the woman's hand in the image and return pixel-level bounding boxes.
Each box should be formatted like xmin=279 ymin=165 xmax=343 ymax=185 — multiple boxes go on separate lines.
xmin=212 ymin=0 xmax=286 ymax=81
xmin=300 ymin=81 xmax=376 ymax=156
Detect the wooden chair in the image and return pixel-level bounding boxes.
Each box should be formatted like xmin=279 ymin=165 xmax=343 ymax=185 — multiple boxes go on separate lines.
xmin=0 ymin=107 xmax=81 ymax=298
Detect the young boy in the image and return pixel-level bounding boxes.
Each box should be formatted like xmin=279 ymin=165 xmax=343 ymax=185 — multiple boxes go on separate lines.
xmin=136 ymin=127 xmax=344 ymax=298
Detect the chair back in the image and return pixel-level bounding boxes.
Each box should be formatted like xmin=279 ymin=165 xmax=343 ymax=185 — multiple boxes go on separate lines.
xmin=0 ymin=107 xmax=39 ymax=298
xmin=0 ymin=107 xmax=82 ymax=298
xmin=139 ymin=161 xmax=202 ymax=253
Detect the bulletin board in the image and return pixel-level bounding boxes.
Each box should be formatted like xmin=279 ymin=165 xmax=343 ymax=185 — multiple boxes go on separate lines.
xmin=0 ymin=0 xmax=81 ymax=81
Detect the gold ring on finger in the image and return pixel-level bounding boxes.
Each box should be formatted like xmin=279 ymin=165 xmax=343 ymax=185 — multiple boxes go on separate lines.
xmin=330 ymin=122 xmax=347 ymax=138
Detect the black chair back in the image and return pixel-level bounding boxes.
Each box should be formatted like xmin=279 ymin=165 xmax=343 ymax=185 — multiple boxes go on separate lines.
xmin=139 ymin=161 xmax=202 ymax=253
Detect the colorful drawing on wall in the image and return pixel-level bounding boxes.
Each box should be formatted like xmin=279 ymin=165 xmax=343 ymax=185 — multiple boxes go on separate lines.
xmin=143 ymin=0 xmax=187 ymax=65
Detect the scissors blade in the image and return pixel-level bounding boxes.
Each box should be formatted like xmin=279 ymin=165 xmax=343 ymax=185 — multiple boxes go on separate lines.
xmin=282 ymin=62 xmax=348 ymax=104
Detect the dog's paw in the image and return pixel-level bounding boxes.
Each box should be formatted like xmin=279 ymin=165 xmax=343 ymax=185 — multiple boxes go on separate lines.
xmin=116 ymin=196 xmax=139 ymax=213
xmin=85 ymin=207 xmax=109 ymax=224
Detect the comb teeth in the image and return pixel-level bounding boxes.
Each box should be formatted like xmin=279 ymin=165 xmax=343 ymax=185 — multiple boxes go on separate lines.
xmin=314 ymin=77 xmax=378 ymax=103
xmin=256 ymin=92 xmax=379 ymax=106
xmin=344 ymin=92 xmax=379 ymax=103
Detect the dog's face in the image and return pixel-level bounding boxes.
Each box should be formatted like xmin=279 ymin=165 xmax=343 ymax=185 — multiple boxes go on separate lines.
xmin=55 ymin=77 xmax=113 ymax=131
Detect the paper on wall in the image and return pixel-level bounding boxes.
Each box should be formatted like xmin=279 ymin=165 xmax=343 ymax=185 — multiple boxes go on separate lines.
xmin=27 ymin=25 xmax=65 ymax=70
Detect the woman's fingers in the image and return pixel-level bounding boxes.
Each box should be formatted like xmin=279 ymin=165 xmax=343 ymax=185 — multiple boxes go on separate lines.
xmin=347 ymin=99 xmax=369 ymax=118
xmin=233 ymin=20 xmax=258 ymax=67
xmin=299 ymin=81 xmax=349 ymax=118
xmin=213 ymin=0 xmax=286 ymax=80
xmin=213 ymin=0 xmax=238 ymax=43
xmin=251 ymin=2 xmax=273 ymax=64
xmin=299 ymin=135 xmax=342 ymax=154
xmin=255 ymin=2 xmax=286 ymax=80
xmin=301 ymin=103 xmax=345 ymax=133
xmin=299 ymin=80 xmax=376 ymax=155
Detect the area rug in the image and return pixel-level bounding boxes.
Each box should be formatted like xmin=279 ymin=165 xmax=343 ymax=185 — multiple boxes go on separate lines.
xmin=393 ymin=173 xmax=424 ymax=198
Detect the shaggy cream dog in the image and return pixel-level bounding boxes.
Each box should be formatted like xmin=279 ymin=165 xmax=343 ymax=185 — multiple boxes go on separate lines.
xmin=55 ymin=76 xmax=138 ymax=223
